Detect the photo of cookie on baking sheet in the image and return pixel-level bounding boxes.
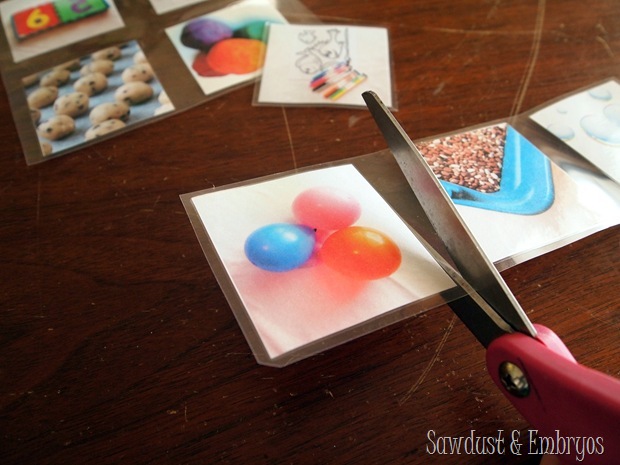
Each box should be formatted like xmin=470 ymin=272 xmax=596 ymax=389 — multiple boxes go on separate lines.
xmin=24 ymin=40 xmax=174 ymax=161
xmin=0 ymin=0 xmax=125 ymax=63
xmin=165 ymin=0 xmax=288 ymax=98
xmin=183 ymin=164 xmax=455 ymax=365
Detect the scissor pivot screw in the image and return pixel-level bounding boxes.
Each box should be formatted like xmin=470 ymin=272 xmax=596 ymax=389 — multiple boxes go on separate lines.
xmin=499 ymin=362 xmax=530 ymax=398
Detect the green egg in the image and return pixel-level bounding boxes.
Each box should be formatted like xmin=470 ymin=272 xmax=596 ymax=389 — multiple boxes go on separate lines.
xmin=234 ymin=20 xmax=268 ymax=41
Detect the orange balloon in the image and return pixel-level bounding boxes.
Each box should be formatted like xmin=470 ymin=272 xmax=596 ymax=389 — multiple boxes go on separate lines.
xmin=206 ymin=38 xmax=266 ymax=75
xmin=319 ymin=226 xmax=402 ymax=280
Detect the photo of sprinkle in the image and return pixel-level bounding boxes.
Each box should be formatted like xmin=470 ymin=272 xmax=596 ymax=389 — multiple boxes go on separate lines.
xmin=11 ymin=0 xmax=109 ymax=41
xmin=310 ymin=60 xmax=367 ymax=102
xmin=418 ymin=124 xmax=505 ymax=193
xmin=24 ymin=40 xmax=173 ymax=160
xmin=165 ymin=0 xmax=288 ymax=97
xmin=417 ymin=123 xmax=555 ymax=215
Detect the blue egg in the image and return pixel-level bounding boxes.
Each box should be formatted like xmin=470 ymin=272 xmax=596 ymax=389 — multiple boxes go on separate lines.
xmin=244 ymin=223 xmax=316 ymax=272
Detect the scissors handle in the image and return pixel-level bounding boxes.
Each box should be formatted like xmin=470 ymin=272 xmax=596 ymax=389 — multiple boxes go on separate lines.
xmin=486 ymin=324 xmax=620 ymax=464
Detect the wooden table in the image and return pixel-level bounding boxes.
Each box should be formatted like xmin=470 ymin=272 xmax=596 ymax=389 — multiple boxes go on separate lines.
xmin=1 ymin=0 xmax=618 ymax=464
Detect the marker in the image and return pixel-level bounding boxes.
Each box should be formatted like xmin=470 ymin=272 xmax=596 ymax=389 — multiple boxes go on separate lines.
xmin=312 ymin=68 xmax=354 ymax=92
xmin=321 ymin=71 xmax=361 ymax=97
xmin=327 ymin=74 xmax=367 ymax=101
xmin=310 ymin=60 xmax=350 ymax=83
xmin=322 ymin=71 xmax=365 ymax=99
xmin=311 ymin=63 xmax=352 ymax=91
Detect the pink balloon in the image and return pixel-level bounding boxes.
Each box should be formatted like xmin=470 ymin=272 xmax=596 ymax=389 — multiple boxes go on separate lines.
xmin=292 ymin=187 xmax=361 ymax=231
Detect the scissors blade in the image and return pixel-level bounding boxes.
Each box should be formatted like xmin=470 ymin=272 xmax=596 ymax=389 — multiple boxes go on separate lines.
xmin=362 ymin=91 xmax=537 ymax=341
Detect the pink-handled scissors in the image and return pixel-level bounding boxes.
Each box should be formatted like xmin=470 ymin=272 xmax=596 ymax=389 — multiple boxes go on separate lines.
xmin=363 ymin=91 xmax=620 ymax=465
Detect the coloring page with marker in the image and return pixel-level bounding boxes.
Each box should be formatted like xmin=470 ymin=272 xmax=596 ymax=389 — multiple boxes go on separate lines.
xmin=255 ymin=23 xmax=394 ymax=108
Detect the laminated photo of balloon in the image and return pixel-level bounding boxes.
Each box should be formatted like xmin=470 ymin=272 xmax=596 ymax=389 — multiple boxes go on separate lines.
xmin=189 ymin=165 xmax=455 ymax=360
xmin=165 ymin=0 xmax=288 ymax=97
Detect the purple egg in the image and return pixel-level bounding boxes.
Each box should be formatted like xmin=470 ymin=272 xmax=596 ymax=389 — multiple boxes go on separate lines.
xmin=181 ymin=18 xmax=233 ymax=51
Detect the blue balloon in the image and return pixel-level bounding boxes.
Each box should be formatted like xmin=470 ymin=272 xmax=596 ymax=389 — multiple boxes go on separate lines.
xmin=244 ymin=223 xmax=316 ymax=272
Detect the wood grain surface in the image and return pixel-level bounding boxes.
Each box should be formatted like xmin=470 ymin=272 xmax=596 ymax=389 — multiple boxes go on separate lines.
xmin=1 ymin=0 xmax=618 ymax=464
